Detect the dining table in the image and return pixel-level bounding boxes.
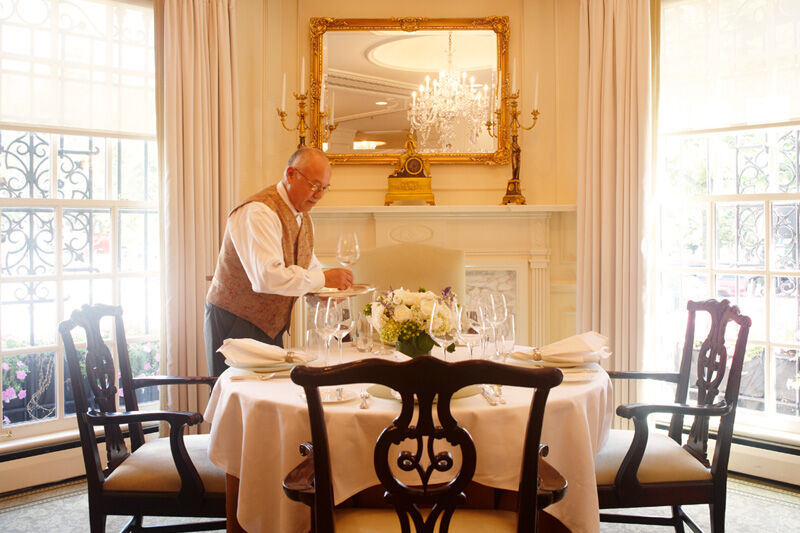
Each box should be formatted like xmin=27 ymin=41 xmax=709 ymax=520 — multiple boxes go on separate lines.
xmin=204 ymin=345 xmax=614 ymax=533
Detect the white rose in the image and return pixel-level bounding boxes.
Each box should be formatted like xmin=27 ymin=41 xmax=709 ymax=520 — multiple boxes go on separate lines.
xmin=393 ymin=304 xmax=412 ymax=322
xmin=420 ymin=299 xmax=435 ymax=317
xmin=371 ymin=304 xmax=387 ymax=329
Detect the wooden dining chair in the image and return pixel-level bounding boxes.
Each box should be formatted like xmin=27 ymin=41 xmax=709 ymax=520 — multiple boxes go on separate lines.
xmin=59 ymin=304 xmax=226 ymax=533
xmin=284 ymin=356 xmax=567 ymax=533
xmin=595 ymin=299 xmax=751 ymax=533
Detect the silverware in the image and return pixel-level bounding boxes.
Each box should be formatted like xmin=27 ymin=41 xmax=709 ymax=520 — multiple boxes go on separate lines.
xmin=491 ymin=384 xmax=507 ymax=404
xmin=359 ymin=390 xmax=370 ymax=409
xmin=481 ymin=386 xmax=498 ymax=406
xmin=336 ymin=387 xmax=344 ymax=401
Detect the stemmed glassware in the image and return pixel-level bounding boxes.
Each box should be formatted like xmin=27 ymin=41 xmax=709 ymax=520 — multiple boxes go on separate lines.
xmin=429 ymin=300 xmax=457 ymax=361
xmin=481 ymin=292 xmax=508 ymax=360
xmin=457 ymin=304 xmax=482 ymax=360
xmin=336 ymin=232 xmax=360 ymax=267
xmin=331 ymin=298 xmax=354 ymax=364
xmin=371 ymin=290 xmax=395 ymax=356
xmin=497 ymin=314 xmax=516 ymax=362
xmin=314 ymin=299 xmax=340 ymax=365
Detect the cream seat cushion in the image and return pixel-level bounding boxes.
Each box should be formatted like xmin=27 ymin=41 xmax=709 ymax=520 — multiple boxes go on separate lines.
xmin=595 ymin=429 xmax=712 ymax=485
xmin=335 ymin=508 xmax=518 ymax=533
xmin=104 ymin=434 xmax=226 ymax=494
xmin=351 ymin=243 xmax=466 ymax=302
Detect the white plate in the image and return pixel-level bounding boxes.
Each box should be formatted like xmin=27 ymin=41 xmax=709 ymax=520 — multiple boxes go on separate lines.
xmin=561 ymin=371 xmax=598 ymax=383
xmin=225 ymin=360 xmax=294 ymax=373
xmin=299 ymin=387 xmax=359 ymax=403
xmin=509 ymin=352 xmax=586 ymax=368
xmin=310 ymin=284 xmax=375 ymax=298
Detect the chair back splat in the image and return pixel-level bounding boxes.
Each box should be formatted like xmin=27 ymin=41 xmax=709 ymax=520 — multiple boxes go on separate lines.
xmin=291 ymin=356 xmax=565 ymax=533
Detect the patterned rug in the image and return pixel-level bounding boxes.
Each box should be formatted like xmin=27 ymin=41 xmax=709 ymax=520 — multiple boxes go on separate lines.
xmin=0 ymin=475 xmax=798 ymax=532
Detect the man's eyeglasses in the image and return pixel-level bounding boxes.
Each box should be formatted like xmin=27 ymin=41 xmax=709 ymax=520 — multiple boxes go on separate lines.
xmin=292 ymin=167 xmax=330 ymax=195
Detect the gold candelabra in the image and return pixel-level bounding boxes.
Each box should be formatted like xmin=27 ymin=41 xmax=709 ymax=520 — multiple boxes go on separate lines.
xmin=486 ymin=91 xmax=539 ymax=205
xmin=276 ymin=92 xmax=337 ymax=149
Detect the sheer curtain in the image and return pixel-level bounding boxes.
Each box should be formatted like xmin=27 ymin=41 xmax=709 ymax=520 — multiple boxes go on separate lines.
xmin=154 ymin=0 xmax=238 ymax=421
xmin=577 ymin=0 xmax=652 ymax=417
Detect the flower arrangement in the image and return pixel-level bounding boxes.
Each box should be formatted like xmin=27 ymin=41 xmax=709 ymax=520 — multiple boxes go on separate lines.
xmin=364 ymin=287 xmax=457 ymax=358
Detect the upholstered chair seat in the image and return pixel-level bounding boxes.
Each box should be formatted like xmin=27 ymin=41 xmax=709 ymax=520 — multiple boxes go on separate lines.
xmin=334 ymin=508 xmax=518 ymax=532
xmin=595 ymin=429 xmax=711 ymax=485
xmin=104 ymin=434 xmax=226 ymax=494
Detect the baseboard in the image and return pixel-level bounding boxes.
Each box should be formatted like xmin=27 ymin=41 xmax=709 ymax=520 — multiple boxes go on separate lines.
xmin=728 ymin=442 xmax=800 ymax=487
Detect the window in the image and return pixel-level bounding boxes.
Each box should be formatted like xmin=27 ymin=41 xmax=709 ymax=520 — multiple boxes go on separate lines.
xmin=0 ymin=0 xmax=159 ymax=440
xmin=648 ymin=1 xmax=800 ymax=437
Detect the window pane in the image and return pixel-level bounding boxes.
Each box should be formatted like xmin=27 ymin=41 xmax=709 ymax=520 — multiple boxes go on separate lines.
xmin=119 ymin=209 xmax=157 ymax=272
xmin=660 ymin=203 xmax=707 ymax=267
xmin=1 ymin=352 xmax=56 ymax=426
xmin=771 ymin=276 xmax=800 ymax=345
xmin=715 ymin=203 xmax=765 ymax=269
xmin=112 ymin=138 xmax=156 ymax=201
xmin=0 ymin=207 xmax=56 ymax=276
xmin=734 ymin=132 xmax=769 ymax=194
xmin=63 ymin=208 xmax=112 ymax=273
xmin=119 ymin=277 xmax=157 ymax=336
xmin=661 ymin=135 xmax=708 ymax=197
xmin=62 ymin=278 xmax=113 ymax=342
xmin=772 ymin=202 xmax=800 ymax=271
xmin=57 ymin=134 xmax=107 ymax=200
xmin=0 ymin=130 xmax=51 ymax=199
xmin=716 ymin=274 xmax=766 ymax=340
xmin=63 ymin=349 xmax=94 ymax=416
xmin=776 ymin=129 xmax=799 ymax=193
xmin=740 ymin=345 xmax=765 ymax=412
xmin=775 ymin=348 xmax=799 ymax=416
xmin=1 ymin=281 xmax=57 ymax=348
xmin=119 ymin=340 xmax=160 ymax=409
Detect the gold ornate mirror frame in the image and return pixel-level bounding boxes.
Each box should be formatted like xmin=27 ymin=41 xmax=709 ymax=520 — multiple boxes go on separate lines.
xmin=309 ymin=17 xmax=510 ymax=165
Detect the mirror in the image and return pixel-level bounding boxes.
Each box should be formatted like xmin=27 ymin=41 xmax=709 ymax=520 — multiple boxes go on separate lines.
xmin=309 ymin=17 xmax=510 ymax=165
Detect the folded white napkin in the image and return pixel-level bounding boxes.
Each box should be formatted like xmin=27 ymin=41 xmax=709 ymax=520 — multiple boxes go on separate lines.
xmin=520 ymin=331 xmax=612 ymax=365
xmin=217 ymin=338 xmax=307 ymax=367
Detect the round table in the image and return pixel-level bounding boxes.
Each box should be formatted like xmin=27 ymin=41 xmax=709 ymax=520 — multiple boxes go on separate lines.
xmin=204 ymin=346 xmax=613 ymax=533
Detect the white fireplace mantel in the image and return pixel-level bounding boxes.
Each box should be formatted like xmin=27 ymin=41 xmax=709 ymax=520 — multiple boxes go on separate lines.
xmin=303 ymin=204 xmax=576 ymax=348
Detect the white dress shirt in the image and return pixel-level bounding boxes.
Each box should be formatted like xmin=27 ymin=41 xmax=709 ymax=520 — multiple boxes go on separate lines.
xmin=227 ymin=181 xmax=325 ymax=296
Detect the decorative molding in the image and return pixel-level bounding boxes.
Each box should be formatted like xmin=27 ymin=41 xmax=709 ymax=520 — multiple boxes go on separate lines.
xmin=389 ymin=224 xmax=434 ymax=243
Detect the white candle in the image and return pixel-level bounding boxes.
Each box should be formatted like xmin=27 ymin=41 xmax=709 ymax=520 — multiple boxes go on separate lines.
xmin=321 ymin=80 xmax=326 ymax=113
xmin=534 ymin=72 xmax=540 ymax=110
xmin=496 ymin=70 xmax=502 ymax=100
xmin=281 ymin=72 xmax=286 ymax=111
xmin=512 ymin=58 xmax=517 ymax=93
xmin=330 ymin=90 xmax=335 ymax=123
xmin=300 ymin=57 xmax=305 ymax=94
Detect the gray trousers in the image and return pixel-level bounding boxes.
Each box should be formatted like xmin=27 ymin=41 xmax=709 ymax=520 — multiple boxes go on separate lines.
xmin=204 ymin=302 xmax=285 ymax=377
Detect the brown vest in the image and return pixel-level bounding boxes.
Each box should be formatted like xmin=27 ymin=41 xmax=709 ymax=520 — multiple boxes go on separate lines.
xmin=206 ymin=184 xmax=314 ymax=338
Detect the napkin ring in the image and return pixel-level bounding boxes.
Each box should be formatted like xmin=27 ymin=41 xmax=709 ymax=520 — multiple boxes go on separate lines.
xmin=531 ymin=348 xmax=542 ymax=361
xmin=284 ymin=351 xmax=299 ymax=363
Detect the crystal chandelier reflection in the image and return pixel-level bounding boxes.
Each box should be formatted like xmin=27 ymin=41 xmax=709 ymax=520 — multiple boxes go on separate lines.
xmin=408 ymin=33 xmax=488 ymax=152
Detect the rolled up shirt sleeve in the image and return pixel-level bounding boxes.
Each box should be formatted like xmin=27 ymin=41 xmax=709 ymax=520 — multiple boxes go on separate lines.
xmin=227 ymin=202 xmax=326 ymax=296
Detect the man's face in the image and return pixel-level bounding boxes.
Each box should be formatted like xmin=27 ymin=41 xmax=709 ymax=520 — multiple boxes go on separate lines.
xmin=285 ymin=155 xmax=331 ymax=212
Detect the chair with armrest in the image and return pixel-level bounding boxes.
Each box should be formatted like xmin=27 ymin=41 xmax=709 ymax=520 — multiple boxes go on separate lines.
xmin=351 ymin=243 xmax=466 ymax=301
xmin=59 ymin=303 xmax=226 ymax=533
xmin=595 ymin=299 xmax=751 ymax=533
xmin=284 ymin=356 xmax=567 ymax=533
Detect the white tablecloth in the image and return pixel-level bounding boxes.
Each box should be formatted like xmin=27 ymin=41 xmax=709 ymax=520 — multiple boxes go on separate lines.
xmin=204 ymin=346 xmax=613 ymax=533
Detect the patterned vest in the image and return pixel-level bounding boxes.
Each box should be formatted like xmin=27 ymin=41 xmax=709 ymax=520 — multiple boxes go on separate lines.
xmin=206 ymin=184 xmax=313 ymax=338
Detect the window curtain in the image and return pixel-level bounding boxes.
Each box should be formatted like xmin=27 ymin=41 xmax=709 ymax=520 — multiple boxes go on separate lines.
xmin=154 ymin=0 xmax=238 ymax=423
xmin=577 ymin=0 xmax=652 ymax=421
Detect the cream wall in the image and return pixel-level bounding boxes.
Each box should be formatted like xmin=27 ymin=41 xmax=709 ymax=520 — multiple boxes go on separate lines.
xmin=233 ymin=0 xmax=578 ymax=337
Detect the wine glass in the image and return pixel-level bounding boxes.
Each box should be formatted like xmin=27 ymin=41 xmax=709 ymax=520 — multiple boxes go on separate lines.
xmin=497 ymin=314 xmax=516 ymax=362
xmin=314 ymin=299 xmax=340 ymax=365
xmin=481 ymin=292 xmax=508 ymax=360
xmin=332 ymin=298 xmax=354 ymax=364
xmin=370 ymin=290 xmax=395 ymax=356
xmin=336 ymin=232 xmax=360 ymax=267
xmin=354 ymin=311 xmax=374 ymax=353
xmin=429 ymin=300 xmax=457 ymax=361
xmin=457 ymin=305 xmax=482 ymax=360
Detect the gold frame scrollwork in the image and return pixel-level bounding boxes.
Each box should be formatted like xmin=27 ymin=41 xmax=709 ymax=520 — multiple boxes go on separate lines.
xmin=309 ymin=16 xmax=511 ymax=165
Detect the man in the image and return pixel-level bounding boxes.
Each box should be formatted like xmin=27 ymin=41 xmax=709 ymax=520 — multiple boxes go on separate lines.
xmin=204 ymin=147 xmax=353 ymax=376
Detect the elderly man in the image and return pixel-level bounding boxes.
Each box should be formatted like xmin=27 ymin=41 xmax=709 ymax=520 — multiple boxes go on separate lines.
xmin=204 ymin=147 xmax=352 ymax=376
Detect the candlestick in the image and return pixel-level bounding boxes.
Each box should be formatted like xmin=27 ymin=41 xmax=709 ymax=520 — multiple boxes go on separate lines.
xmin=512 ymin=58 xmax=517 ymax=93
xmin=281 ymin=73 xmax=286 ymax=112
xmin=329 ymin=90 xmax=335 ymax=124
xmin=534 ymin=72 xmax=539 ymax=109
xmin=501 ymin=92 xmax=539 ymax=206
xmin=300 ymin=57 xmax=305 ymax=94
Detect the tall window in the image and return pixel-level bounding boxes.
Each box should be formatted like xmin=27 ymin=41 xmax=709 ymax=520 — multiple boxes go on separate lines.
xmin=0 ymin=0 xmax=159 ymax=440
xmin=649 ymin=0 xmax=800 ymax=437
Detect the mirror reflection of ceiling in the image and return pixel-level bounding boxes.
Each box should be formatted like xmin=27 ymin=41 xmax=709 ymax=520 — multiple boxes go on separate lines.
xmin=323 ymin=30 xmax=497 ymax=154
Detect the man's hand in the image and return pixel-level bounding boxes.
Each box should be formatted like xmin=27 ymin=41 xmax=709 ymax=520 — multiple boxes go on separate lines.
xmin=323 ymin=268 xmax=353 ymax=290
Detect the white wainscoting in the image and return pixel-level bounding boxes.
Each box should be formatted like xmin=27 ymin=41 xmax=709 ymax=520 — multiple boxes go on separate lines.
xmin=301 ymin=205 xmax=576 ymax=348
